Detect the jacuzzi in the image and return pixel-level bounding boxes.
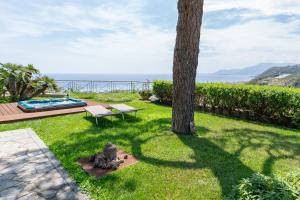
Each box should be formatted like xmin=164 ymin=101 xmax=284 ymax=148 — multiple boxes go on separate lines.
xmin=18 ymin=98 xmax=87 ymax=112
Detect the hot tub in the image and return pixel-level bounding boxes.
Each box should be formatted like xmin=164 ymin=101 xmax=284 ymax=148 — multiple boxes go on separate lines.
xmin=18 ymin=98 xmax=87 ymax=112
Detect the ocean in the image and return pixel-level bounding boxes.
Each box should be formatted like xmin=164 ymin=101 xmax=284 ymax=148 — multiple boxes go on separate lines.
xmin=47 ymin=73 xmax=253 ymax=83
xmin=46 ymin=73 xmax=254 ymax=92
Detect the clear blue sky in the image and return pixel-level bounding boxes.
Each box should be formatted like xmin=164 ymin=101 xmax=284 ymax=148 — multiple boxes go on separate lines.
xmin=0 ymin=0 xmax=299 ymax=74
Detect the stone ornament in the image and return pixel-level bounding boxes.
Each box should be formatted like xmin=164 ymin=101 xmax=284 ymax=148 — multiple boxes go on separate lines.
xmin=90 ymin=143 xmax=126 ymax=170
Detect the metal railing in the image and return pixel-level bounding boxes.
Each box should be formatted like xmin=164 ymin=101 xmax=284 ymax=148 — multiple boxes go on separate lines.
xmin=54 ymin=80 xmax=152 ymax=93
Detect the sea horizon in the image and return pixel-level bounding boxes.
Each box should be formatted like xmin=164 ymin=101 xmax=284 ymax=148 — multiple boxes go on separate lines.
xmin=46 ymin=73 xmax=254 ymax=83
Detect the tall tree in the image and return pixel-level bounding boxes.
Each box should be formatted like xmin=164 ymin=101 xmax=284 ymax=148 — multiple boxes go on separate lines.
xmin=172 ymin=0 xmax=204 ymax=134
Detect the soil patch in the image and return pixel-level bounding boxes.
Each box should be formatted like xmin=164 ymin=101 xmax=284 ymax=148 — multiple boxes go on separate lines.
xmin=77 ymin=150 xmax=138 ymax=178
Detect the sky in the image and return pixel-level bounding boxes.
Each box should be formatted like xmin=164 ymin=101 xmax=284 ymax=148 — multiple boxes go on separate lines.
xmin=0 ymin=0 xmax=300 ymax=74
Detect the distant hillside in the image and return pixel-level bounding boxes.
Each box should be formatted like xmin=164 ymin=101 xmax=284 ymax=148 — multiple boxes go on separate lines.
xmin=213 ymin=63 xmax=293 ymax=76
xmin=249 ymin=64 xmax=300 ymax=87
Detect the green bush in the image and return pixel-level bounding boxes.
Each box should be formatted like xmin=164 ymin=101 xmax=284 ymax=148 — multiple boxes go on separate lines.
xmin=152 ymin=80 xmax=173 ymax=104
xmin=0 ymin=97 xmax=9 ymax=104
xmin=153 ymin=81 xmax=300 ymax=127
xmin=139 ymin=90 xmax=152 ymax=100
xmin=224 ymin=173 xmax=299 ymax=200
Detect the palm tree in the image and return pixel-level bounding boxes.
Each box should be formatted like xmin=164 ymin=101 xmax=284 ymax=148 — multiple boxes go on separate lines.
xmin=0 ymin=63 xmax=22 ymax=99
xmin=0 ymin=77 xmax=5 ymax=97
xmin=20 ymin=76 xmax=58 ymax=100
xmin=172 ymin=0 xmax=204 ymax=134
xmin=0 ymin=63 xmax=59 ymax=101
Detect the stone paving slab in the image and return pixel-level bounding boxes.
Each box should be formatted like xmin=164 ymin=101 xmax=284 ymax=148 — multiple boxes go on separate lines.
xmin=0 ymin=128 xmax=89 ymax=200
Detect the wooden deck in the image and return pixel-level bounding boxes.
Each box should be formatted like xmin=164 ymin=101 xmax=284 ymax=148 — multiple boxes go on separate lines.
xmin=0 ymin=100 xmax=103 ymax=124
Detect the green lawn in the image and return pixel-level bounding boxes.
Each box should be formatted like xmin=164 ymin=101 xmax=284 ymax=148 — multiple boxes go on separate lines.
xmin=0 ymin=93 xmax=299 ymax=200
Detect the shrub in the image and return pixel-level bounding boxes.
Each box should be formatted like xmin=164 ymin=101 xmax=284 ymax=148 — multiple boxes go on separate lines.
xmin=0 ymin=97 xmax=9 ymax=104
xmin=153 ymin=81 xmax=300 ymax=128
xmin=152 ymin=80 xmax=173 ymax=104
xmin=139 ymin=90 xmax=152 ymax=100
xmin=224 ymin=173 xmax=299 ymax=200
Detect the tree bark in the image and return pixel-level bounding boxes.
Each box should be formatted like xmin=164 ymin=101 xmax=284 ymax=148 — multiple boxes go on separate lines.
xmin=20 ymin=85 xmax=47 ymax=100
xmin=172 ymin=0 xmax=204 ymax=134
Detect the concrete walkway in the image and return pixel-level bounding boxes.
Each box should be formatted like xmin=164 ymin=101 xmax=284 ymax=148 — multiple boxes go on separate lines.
xmin=0 ymin=129 xmax=89 ymax=200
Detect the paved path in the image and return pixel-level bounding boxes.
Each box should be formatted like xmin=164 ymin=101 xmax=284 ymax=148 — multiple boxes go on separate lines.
xmin=0 ymin=129 xmax=89 ymax=200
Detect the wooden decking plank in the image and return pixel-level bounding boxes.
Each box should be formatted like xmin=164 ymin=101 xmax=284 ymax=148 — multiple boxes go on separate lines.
xmin=0 ymin=105 xmax=6 ymax=116
xmin=0 ymin=100 xmax=105 ymax=124
xmin=0 ymin=103 xmax=19 ymax=116
xmin=6 ymin=104 xmax=17 ymax=115
xmin=0 ymin=104 xmax=8 ymax=115
xmin=0 ymin=108 xmax=84 ymax=123
xmin=5 ymin=103 xmax=16 ymax=114
xmin=1 ymin=104 xmax=11 ymax=115
xmin=13 ymin=103 xmax=25 ymax=114
xmin=8 ymin=103 xmax=23 ymax=114
xmin=5 ymin=103 xmax=16 ymax=115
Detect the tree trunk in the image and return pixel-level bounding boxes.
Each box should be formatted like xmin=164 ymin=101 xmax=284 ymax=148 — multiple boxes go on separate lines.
xmin=20 ymin=85 xmax=47 ymax=100
xmin=172 ymin=0 xmax=204 ymax=134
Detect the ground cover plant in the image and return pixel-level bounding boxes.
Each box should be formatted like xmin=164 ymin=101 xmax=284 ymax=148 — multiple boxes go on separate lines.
xmin=224 ymin=172 xmax=300 ymax=200
xmin=0 ymin=93 xmax=299 ymax=199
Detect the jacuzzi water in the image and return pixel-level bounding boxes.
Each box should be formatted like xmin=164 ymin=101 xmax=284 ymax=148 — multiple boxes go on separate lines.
xmin=18 ymin=98 xmax=87 ymax=110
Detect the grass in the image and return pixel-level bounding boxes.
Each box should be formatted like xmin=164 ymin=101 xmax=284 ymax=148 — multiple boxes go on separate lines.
xmin=0 ymin=92 xmax=299 ymax=200
xmin=71 ymin=92 xmax=139 ymax=103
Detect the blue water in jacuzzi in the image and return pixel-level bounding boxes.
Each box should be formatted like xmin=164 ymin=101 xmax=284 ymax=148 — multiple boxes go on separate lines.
xmin=18 ymin=98 xmax=86 ymax=109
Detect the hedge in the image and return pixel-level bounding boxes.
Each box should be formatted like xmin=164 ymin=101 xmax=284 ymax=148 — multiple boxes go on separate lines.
xmin=153 ymin=80 xmax=300 ymax=128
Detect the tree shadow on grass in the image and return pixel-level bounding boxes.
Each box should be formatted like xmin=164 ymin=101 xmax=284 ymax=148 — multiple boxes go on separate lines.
xmin=83 ymin=112 xmax=143 ymax=128
xmin=220 ymin=128 xmax=300 ymax=175
xmin=50 ymin=117 xmax=299 ymax=197
xmin=129 ymin=120 xmax=254 ymax=195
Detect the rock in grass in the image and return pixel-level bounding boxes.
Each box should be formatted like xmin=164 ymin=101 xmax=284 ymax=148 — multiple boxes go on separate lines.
xmin=103 ymin=143 xmax=117 ymax=161
xmin=93 ymin=143 xmax=124 ymax=170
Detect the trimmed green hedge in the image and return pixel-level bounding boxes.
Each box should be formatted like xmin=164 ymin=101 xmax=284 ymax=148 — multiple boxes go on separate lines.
xmin=153 ymin=80 xmax=300 ymax=128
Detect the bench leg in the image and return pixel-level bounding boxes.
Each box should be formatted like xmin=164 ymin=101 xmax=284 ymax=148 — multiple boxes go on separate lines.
xmin=121 ymin=113 xmax=125 ymax=120
xmin=96 ymin=117 xmax=98 ymax=125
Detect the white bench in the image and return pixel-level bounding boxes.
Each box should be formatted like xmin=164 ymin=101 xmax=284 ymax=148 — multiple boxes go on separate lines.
xmin=84 ymin=105 xmax=119 ymax=125
xmin=84 ymin=104 xmax=143 ymax=125
xmin=109 ymin=104 xmax=143 ymax=119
